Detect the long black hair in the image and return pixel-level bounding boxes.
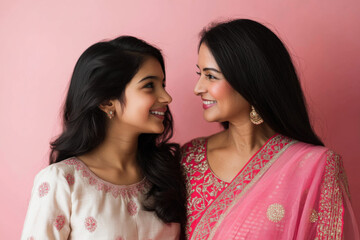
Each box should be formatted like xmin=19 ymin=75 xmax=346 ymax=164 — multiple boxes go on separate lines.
xmin=50 ymin=36 xmax=186 ymax=229
xmin=200 ymin=19 xmax=323 ymax=146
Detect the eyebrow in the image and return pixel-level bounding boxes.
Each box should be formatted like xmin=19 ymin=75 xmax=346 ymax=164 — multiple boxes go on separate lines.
xmin=138 ymin=75 xmax=165 ymax=83
xmin=196 ymin=64 xmax=221 ymax=73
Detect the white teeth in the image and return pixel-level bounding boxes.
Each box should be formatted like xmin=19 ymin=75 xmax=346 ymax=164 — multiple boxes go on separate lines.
xmin=150 ymin=111 xmax=165 ymax=116
xmin=203 ymin=100 xmax=217 ymax=105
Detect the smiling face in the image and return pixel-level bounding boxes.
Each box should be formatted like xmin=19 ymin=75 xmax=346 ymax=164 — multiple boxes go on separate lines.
xmin=108 ymin=57 xmax=172 ymax=134
xmin=194 ymin=43 xmax=251 ymax=124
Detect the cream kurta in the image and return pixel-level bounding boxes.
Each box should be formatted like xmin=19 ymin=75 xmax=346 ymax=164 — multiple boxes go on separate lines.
xmin=21 ymin=157 xmax=180 ymax=240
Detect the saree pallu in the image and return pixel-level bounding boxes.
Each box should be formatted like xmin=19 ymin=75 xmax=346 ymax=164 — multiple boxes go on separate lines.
xmin=182 ymin=135 xmax=359 ymax=239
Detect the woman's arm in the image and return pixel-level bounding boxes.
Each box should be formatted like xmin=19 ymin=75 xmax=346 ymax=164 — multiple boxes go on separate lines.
xmin=316 ymin=151 xmax=359 ymax=239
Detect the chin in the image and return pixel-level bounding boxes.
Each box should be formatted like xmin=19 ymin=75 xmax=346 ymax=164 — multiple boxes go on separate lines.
xmin=148 ymin=124 xmax=165 ymax=134
xmin=203 ymin=112 xmax=221 ymax=123
xmin=153 ymin=128 xmax=164 ymax=134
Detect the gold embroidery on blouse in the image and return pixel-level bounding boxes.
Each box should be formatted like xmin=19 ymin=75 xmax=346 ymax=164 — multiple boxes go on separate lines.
xmin=181 ymin=138 xmax=229 ymax=239
xmin=316 ymin=150 xmax=345 ymax=239
xmin=310 ymin=209 xmax=319 ymax=223
xmin=196 ymin=135 xmax=295 ymax=240
xmin=266 ymin=203 xmax=285 ymax=223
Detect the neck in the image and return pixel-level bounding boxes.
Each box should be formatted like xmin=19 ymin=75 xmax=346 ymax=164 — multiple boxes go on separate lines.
xmin=81 ymin=123 xmax=140 ymax=170
xmin=225 ymin=121 xmax=276 ymax=153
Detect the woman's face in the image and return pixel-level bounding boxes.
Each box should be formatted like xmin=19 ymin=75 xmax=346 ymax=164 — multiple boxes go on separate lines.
xmin=112 ymin=57 xmax=172 ymax=134
xmin=194 ymin=43 xmax=251 ymax=124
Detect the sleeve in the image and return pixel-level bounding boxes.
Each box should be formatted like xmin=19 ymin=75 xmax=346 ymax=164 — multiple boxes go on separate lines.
xmin=180 ymin=141 xmax=191 ymax=158
xmin=180 ymin=139 xmax=197 ymax=165
xmin=316 ymin=150 xmax=360 ymax=239
xmin=21 ymin=164 xmax=71 ymax=240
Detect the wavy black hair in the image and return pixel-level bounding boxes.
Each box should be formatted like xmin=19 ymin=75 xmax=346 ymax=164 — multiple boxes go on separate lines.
xmin=50 ymin=36 xmax=186 ymax=232
xmin=199 ymin=19 xmax=323 ymax=146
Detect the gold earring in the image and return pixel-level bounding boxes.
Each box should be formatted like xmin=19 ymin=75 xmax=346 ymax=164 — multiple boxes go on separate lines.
xmin=108 ymin=111 xmax=114 ymax=119
xmin=250 ymin=106 xmax=263 ymax=125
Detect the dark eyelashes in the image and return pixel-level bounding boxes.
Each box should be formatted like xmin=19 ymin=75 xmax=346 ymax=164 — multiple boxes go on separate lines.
xmin=196 ymin=71 xmax=217 ymax=80
xmin=143 ymin=82 xmax=154 ymax=88
xmin=206 ymin=74 xmax=215 ymax=79
xmin=143 ymin=82 xmax=166 ymax=89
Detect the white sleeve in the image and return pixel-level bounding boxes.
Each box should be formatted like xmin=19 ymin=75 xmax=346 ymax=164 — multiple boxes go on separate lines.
xmin=21 ymin=164 xmax=71 ymax=240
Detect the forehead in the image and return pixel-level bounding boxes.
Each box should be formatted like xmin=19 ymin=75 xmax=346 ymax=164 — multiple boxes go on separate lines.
xmin=198 ymin=43 xmax=219 ymax=68
xmin=130 ymin=57 xmax=164 ymax=83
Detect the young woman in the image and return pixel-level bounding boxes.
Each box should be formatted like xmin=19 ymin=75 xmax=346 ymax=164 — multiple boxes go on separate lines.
xmin=21 ymin=36 xmax=186 ymax=239
xmin=182 ymin=19 xmax=359 ymax=239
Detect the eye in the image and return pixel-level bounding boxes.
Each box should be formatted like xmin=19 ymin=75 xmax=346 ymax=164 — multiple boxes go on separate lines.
xmin=205 ymin=74 xmax=217 ymax=80
xmin=143 ymin=82 xmax=154 ymax=88
xmin=196 ymin=71 xmax=201 ymax=76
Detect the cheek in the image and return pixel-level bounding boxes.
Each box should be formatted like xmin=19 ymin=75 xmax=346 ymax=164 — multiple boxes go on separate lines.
xmin=123 ymin=93 xmax=155 ymax=119
xmin=209 ymin=81 xmax=249 ymax=114
xmin=208 ymin=80 xmax=234 ymax=100
xmin=133 ymin=94 xmax=154 ymax=108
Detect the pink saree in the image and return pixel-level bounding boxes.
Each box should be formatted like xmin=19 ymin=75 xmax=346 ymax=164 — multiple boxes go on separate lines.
xmin=181 ymin=134 xmax=359 ymax=239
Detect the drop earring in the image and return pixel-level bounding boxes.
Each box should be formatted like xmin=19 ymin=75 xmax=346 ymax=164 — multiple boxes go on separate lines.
xmin=249 ymin=106 xmax=263 ymax=125
xmin=108 ymin=111 xmax=114 ymax=119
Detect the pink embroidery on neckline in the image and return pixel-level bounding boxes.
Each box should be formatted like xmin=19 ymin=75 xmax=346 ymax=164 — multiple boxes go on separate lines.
xmin=85 ymin=216 xmax=97 ymax=232
xmin=38 ymin=182 xmax=50 ymax=198
xmin=127 ymin=200 xmax=138 ymax=216
xmin=63 ymin=158 xmax=151 ymax=199
xmin=115 ymin=237 xmax=124 ymax=240
xmin=65 ymin=173 xmax=75 ymax=185
xmin=54 ymin=215 xmax=66 ymax=231
xmin=27 ymin=237 xmax=35 ymax=240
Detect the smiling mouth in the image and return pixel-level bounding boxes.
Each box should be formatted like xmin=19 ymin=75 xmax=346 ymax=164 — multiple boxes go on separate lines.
xmin=150 ymin=109 xmax=166 ymax=119
xmin=203 ymin=100 xmax=217 ymax=105
xmin=150 ymin=110 xmax=165 ymax=116
xmin=202 ymin=99 xmax=217 ymax=109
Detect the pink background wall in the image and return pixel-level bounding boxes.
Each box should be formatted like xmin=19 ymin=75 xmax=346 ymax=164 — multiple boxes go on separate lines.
xmin=1 ymin=0 xmax=359 ymax=238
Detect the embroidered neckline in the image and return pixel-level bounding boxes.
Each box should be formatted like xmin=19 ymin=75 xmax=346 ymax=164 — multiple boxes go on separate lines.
xmin=63 ymin=157 xmax=150 ymax=198
xmin=204 ymin=133 xmax=279 ymax=184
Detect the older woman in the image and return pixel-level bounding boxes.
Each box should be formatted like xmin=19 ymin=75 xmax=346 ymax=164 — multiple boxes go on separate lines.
xmin=182 ymin=19 xmax=359 ymax=239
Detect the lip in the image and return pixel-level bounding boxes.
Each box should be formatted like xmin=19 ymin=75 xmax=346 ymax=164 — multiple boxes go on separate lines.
xmin=201 ymin=98 xmax=217 ymax=110
xmin=150 ymin=107 xmax=167 ymax=112
xmin=150 ymin=107 xmax=167 ymax=120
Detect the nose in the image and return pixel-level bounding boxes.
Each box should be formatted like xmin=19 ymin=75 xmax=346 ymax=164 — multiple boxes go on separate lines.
xmin=194 ymin=77 xmax=206 ymax=96
xmin=159 ymin=88 xmax=172 ymax=104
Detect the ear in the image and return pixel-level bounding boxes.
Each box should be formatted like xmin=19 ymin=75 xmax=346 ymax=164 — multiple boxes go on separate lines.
xmin=99 ymin=100 xmax=117 ymax=119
